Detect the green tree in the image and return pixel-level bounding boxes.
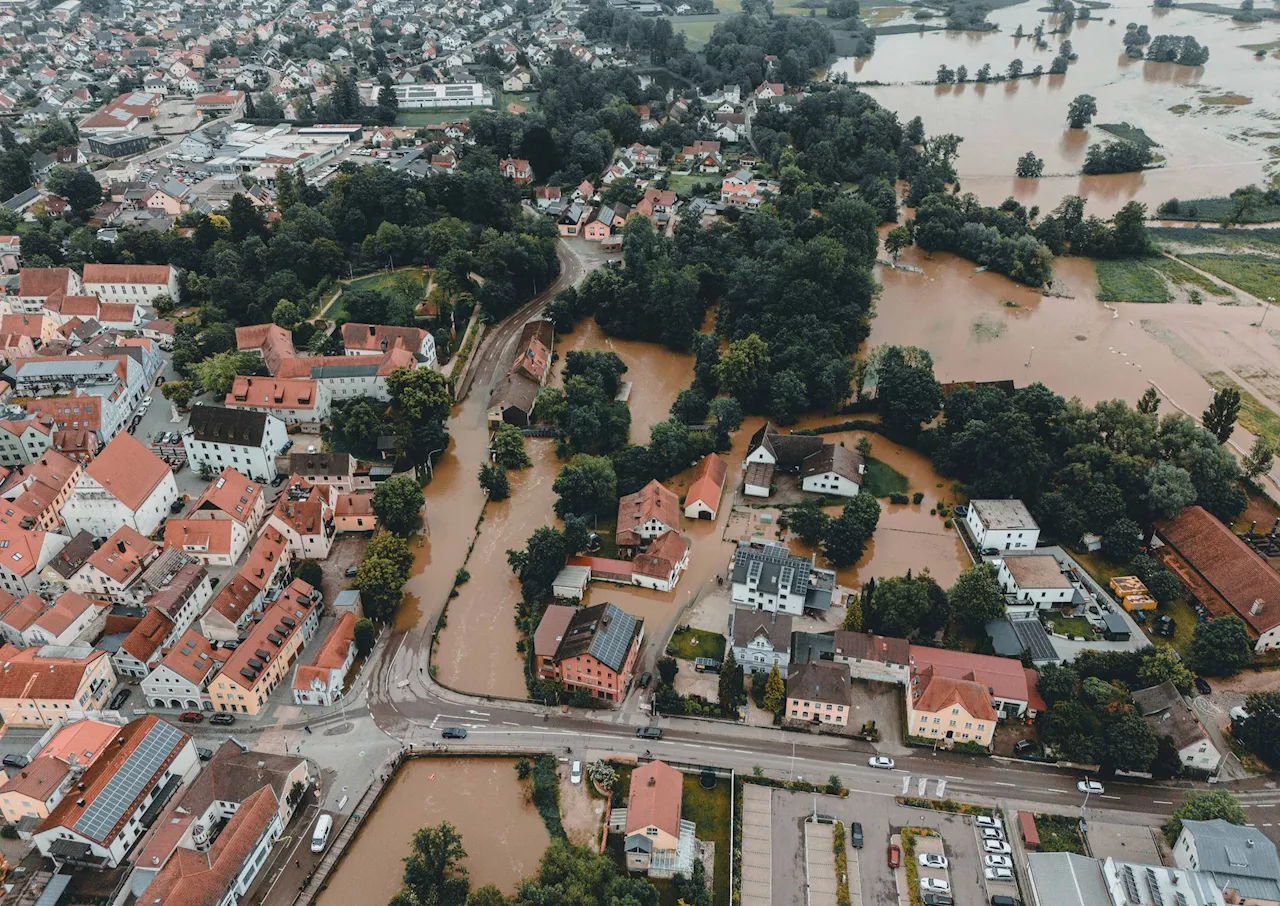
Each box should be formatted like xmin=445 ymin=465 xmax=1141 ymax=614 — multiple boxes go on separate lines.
xmin=1233 ymin=691 xmax=1280 ymax=767
xmin=388 ymin=368 xmax=453 ymax=425
xmin=1016 ymin=151 xmax=1044 ymax=178
xmin=787 ymin=499 xmax=830 ymax=547
xmin=866 ymin=574 xmax=932 ymax=638
xmin=949 ymin=562 xmax=1007 ymax=630
xmin=1007 ymin=58 xmax=1024 ymax=78
xmin=1243 ymin=438 xmax=1274 ymax=480
xmin=192 ymin=350 xmax=259 ymax=396
xmin=1097 ymin=709 xmax=1158 ymax=773
xmin=272 ymin=299 xmax=301 ymax=327
xmin=492 ymin=422 xmax=532 ymax=470
xmin=296 ymin=559 xmax=323 ymax=588
xmin=1144 ymin=462 xmax=1197 ymax=521
xmin=1102 ymin=518 xmax=1142 ymax=562
xmin=763 ymin=663 xmax=786 ymax=716
xmin=355 ymin=556 xmax=408 ymax=623
xmin=874 ymin=346 xmax=941 ymax=442
xmin=822 ymin=492 xmax=881 ymax=567
xmin=1137 ymin=386 xmax=1162 ymax=415
xmin=1187 ymin=616 xmax=1254 ymax=676
xmin=552 ymin=456 xmax=617 ymax=519
xmin=402 ymin=822 xmax=469 ymax=906
xmin=884 ymin=225 xmax=912 ymax=261
xmin=160 ymin=380 xmax=193 ymax=408
xmin=464 ymin=886 xmax=510 ymax=906
xmin=715 ymin=334 xmax=771 ymax=411
xmin=718 ymin=649 xmax=744 ymax=711
xmin=1150 ymin=733 xmax=1184 ymax=780
xmin=1138 ymin=645 xmax=1195 ymax=694
xmin=507 ymin=526 xmax=568 ymax=603
xmin=354 ymin=617 xmax=376 ymax=657
xmin=479 ymin=463 xmax=510 ymax=501
xmin=1165 ymin=790 xmax=1247 ymax=843
xmin=46 ymin=165 xmax=102 ymax=215
xmin=1067 ymin=93 xmax=1098 ymax=128
xmin=367 ymin=532 xmax=414 ymax=576
xmin=1036 ymin=662 xmax=1080 ymax=707
xmin=373 ymin=474 xmax=425 ymax=535
xmin=1202 ymin=386 xmax=1241 ymax=444
xmin=841 ymin=594 xmax=863 ymax=631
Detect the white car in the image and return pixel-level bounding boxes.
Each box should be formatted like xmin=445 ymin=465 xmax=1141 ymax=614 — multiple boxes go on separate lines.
xmin=985 ymin=855 xmax=1012 ymax=868
xmin=1077 ymin=780 xmax=1105 ymax=794
xmin=869 ymin=756 xmax=895 ymax=769
xmin=980 ymin=827 xmax=1005 ymax=840
xmin=918 ymin=853 xmax=948 ymax=869
xmin=983 ymin=840 xmax=1012 ymax=855
xmin=985 ymin=867 xmax=1014 ymax=882
xmin=919 ymin=879 xmax=951 ymax=894
xmin=570 ymin=760 xmax=582 ymax=784
xmin=974 ymin=815 xmax=1002 ymax=829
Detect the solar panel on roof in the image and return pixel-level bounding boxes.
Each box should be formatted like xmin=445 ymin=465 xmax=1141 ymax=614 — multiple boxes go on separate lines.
xmin=1121 ymin=865 xmax=1139 ymax=904
xmin=588 ymin=605 xmax=636 ymax=672
xmin=72 ymin=721 xmax=183 ymax=842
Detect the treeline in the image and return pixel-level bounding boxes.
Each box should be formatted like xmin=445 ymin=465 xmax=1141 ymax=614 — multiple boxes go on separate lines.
xmin=1082 ymin=141 xmax=1153 ymax=175
xmin=912 ymin=193 xmax=1054 ymax=287
xmin=1157 ymin=185 xmax=1280 ymax=225
xmin=1145 ymin=34 xmax=1210 ymax=65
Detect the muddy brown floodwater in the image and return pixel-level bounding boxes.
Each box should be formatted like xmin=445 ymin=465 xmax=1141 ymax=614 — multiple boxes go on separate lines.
xmin=833 ymin=0 xmax=1279 ymax=214
xmin=314 ymin=758 xmax=550 ymax=906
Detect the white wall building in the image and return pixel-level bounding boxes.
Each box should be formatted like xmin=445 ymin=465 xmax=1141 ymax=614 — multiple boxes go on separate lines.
xmin=182 ymin=406 xmax=289 ymax=482
xmin=966 ymin=499 xmax=1040 ymax=552
xmin=996 ymin=555 xmax=1075 ymax=612
xmin=81 ymin=263 xmax=180 ymax=306
xmin=385 ymin=81 xmax=493 ymax=109
xmin=61 ymin=433 xmax=179 ymax=539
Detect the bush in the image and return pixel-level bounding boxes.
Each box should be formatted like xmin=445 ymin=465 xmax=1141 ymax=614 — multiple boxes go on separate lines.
xmin=912 ymin=492 xmax=925 ymax=504
xmin=889 ymin=493 xmax=910 ymax=504
xmin=531 ymin=756 xmax=567 ymax=839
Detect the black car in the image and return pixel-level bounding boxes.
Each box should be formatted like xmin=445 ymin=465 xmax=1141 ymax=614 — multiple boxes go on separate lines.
xmin=210 ymin=713 xmax=236 ymax=726
xmin=850 ymin=822 xmax=863 ymax=848
xmin=271 ymin=474 xmax=287 ymax=487
xmin=636 ymin=727 xmax=662 ymax=739
xmin=922 ymin=896 xmax=955 ymax=906
xmin=1155 ymin=615 xmax=1176 ymax=637
xmin=441 ymin=727 xmax=468 ymax=739
xmin=981 ymin=547 xmax=999 ymax=556
xmin=345 ymin=566 xmax=359 ymax=577
xmin=198 ymin=747 xmax=214 ymax=761
xmin=637 ymin=671 xmax=653 ymax=688
xmin=1194 ymin=677 xmax=1212 ymax=695
xmin=1 ymin=754 xmax=28 ymax=769
xmin=108 ymin=688 xmax=132 ymax=710
xmin=1013 ymin=738 xmax=1038 ymax=758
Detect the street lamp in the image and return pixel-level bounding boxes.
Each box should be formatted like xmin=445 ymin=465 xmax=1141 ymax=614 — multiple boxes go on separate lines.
xmin=424 ymin=447 xmax=445 ymax=481
xmin=1263 ymin=297 xmax=1277 ymax=329
xmin=790 ymin=739 xmax=797 ymax=781
xmin=1025 ymin=346 xmax=1035 ymax=368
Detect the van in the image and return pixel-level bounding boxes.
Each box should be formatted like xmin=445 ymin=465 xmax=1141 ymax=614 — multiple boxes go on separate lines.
xmin=311 ymin=815 xmax=333 ymax=853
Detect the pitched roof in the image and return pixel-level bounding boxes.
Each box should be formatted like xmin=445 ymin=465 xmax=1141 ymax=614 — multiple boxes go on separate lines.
xmin=0 ymin=646 xmax=106 ymax=701
xmin=625 ymin=760 xmax=682 ymax=838
xmin=216 ymin=586 xmax=315 ymax=689
xmin=616 ymin=480 xmax=680 ymax=542
xmin=18 ymin=267 xmax=73 ymax=299
xmin=912 ymin=669 xmax=998 ymax=721
xmin=908 ymin=645 xmax=1045 ymax=711
xmin=1180 ymin=819 xmax=1280 ymax=896
xmin=334 ymin=492 xmax=373 ymax=517
xmin=0 ymin=754 xmax=70 ymax=800
xmin=747 ymin=422 xmax=825 ymax=470
xmin=533 ymin=604 xmax=576 ymax=659
xmin=554 ymin=602 xmax=640 ymax=673
xmin=288 ymin=452 xmax=353 ymax=477
xmin=731 ymin=607 xmax=792 ymax=652
xmin=786 ymin=660 xmax=852 ymax=707
xmin=0 ymin=524 xmax=49 ymax=577
xmin=81 ymin=263 xmax=172 ymax=286
xmin=799 ymin=444 xmax=864 ymax=482
xmin=631 ymin=530 xmax=688 ymax=580
xmin=685 ymin=453 xmax=727 ymax=512
xmin=83 ymin=432 xmax=171 ymax=510
xmin=33 ymin=591 xmax=98 ymax=639
xmin=191 ymin=468 xmax=261 ymax=523
xmin=226 ymin=376 xmax=319 ymax=411
xmin=1132 ymin=680 xmax=1212 ymax=753
xmin=292 ymin=611 xmax=355 ymax=690
xmin=176 ymin=740 xmax=304 ymax=816
xmin=1 ymin=593 xmax=44 ymax=631
xmin=186 ymin=405 xmax=270 ymax=446
xmin=119 ymin=607 xmax=174 ymax=662
xmin=86 ymin=525 xmax=157 ymax=584
xmin=155 ymin=628 xmax=218 ymax=686
xmin=269 ymin=477 xmax=330 ymax=536
xmin=339 ymin=322 xmax=427 ymax=354
xmin=234 ymin=323 xmax=296 ymax=375
xmin=833 ymin=630 xmax=909 ymax=666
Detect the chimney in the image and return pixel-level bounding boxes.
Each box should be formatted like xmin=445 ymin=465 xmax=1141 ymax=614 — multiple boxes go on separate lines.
xmin=1252 ymin=600 xmax=1264 ymax=616
xmin=647 ymin=776 xmax=655 ymax=786
xmin=117 ymin=540 xmax=127 ymax=554
xmin=368 ymin=325 xmax=376 ymax=337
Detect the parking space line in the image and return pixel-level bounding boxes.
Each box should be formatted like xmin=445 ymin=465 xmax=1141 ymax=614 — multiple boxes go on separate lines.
xmin=1153 ymin=800 xmax=1173 ymax=805
xmin=1099 ymin=794 xmax=1122 ymax=800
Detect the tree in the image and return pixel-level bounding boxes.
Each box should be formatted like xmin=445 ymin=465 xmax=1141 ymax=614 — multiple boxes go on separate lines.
xmin=949 ymin=562 xmax=1007 ymax=630
xmin=719 ymin=649 xmax=744 ymax=710
xmin=1138 ymin=645 xmax=1195 ymax=694
xmin=866 ymin=574 xmax=932 ymax=638
xmin=763 ymin=663 xmax=786 ymax=716
xmin=296 ymin=559 xmax=324 ymax=588
xmin=1187 ymin=616 xmax=1254 ymax=676
xmin=1233 ymin=691 xmax=1280 ymax=767
xmin=355 ymin=556 xmax=408 ymax=623
xmin=192 ymin=350 xmax=259 ymax=395
xmin=1137 ymin=387 xmax=1161 ymax=415
xmin=1067 ymin=94 xmax=1098 ymax=128
xmin=491 ymin=423 xmax=531 ymax=470
xmin=373 ymin=474 xmax=425 ymax=535
xmin=160 ymin=380 xmax=193 ymax=408
xmin=354 ymin=617 xmax=376 ymax=656
xmin=402 ymin=822 xmax=469 ymax=906
xmin=507 ymin=526 xmax=568 ymax=604
xmin=788 ymin=499 xmax=830 ymax=547
xmin=715 ymin=334 xmax=771 ymax=411
xmin=1096 ymin=709 xmax=1158 ymax=773
xmin=46 ymin=165 xmax=102 ymax=215
xmin=1144 ymin=462 xmax=1197 ymax=521
xmin=1007 ymin=58 xmax=1024 ymax=78
xmin=1101 ymin=518 xmax=1142 ymax=562
xmin=464 ymin=886 xmax=510 ymax=906
xmin=1037 ymin=662 xmax=1080 ymax=707
xmin=552 ymin=456 xmax=617 ymax=519
xmin=1165 ymin=790 xmax=1247 ymax=843
xmin=936 ymin=64 xmax=955 ymax=84
xmin=479 ymin=463 xmax=510 ymax=501
xmin=822 ymin=492 xmax=881 ymax=567
xmin=1243 ymin=438 xmax=1274 ymax=480
xmin=657 ymin=655 xmax=679 ymax=686
xmin=874 ymin=346 xmax=941 ymax=442
xmin=884 ymin=225 xmax=912 ymax=261
xmin=1016 ymin=151 xmax=1044 ymax=178
xmin=272 ymin=299 xmax=301 ymax=327
xmin=1202 ymin=386 xmax=1241 ymax=444
xmin=841 ymin=594 xmax=863 ymax=631
xmin=388 ymin=368 xmax=452 ymax=426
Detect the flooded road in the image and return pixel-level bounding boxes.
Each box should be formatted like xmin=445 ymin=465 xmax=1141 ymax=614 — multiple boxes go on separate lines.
xmin=314 ymin=758 xmax=550 ymax=905
xmin=835 ymin=0 xmax=1280 ymax=214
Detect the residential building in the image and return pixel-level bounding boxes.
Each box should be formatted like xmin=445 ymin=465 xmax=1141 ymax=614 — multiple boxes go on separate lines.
xmin=0 ymin=450 xmax=83 ymax=530
xmin=388 ymin=81 xmax=493 ymax=109
xmin=225 ymin=376 xmax=330 ymax=425
xmin=61 ymin=432 xmax=178 ymax=538
xmin=199 ymin=528 xmax=291 ymax=642
xmin=81 ymin=263 xmax=179 ymax=306
xmin=500 ymin=157 xmax=533 ymax=184
xmin=786 ymin=660 xmax=852 ymax=725
xmin=68 ymin=525 xmax=159 ymax=603
xmin=534 ymin=602 xmax=643 ymax=703
xmin=1131 ymin=681 xmax=1224 ymax=772
xmin=0 ymin=523 xmax=69 ymax=597
xmin=33 ymin=716 xmax=198 ymax=869
xmin=141 ymin=629 xmax=220 ymax=711
xmin=235 ymin=324 xmax=296 ymax=376
xmin=630 ymin=530 xmax=689 ymax=592
xmin=16 ymin=268 xmax=82 ymax=314
xmin=965 ymin=499 xmax=1040 ymax=552
xmin=0 ymin=645 xmax=115 ymax=726
xmin=744 ymin=423 xmax=856 ymax=499
xmin=0 ymin=593 xmax=39 ymax=644
xmin=996 ymin=554 xmax=1074 ymax=612
xmin=139 ymin=554 xmax=213 ymax=639
xmin=1158 ymin=505 xmax=1280 ymax=651
xmin=165 ymin=468 xmax=266 ymax=565
xmin=39 ymin=530 xmax=94 ymax=590
xmin=730 ymin=540 xmax=836 ymax=615
xmin=0 ymin=417 xmax=53 ymax=467
xmin=729 ymin=607 xmax=792 ymax=675
xmin=908 ymin=645 xmax=1045 ymax=719
xmin=292 ymin=611 xmax=356 ymax=706
xmin=209 ymin=579 xmax=321 ymax=714
xmin=487 ymin=320 xmax=554 ymax=429
xmin=616 ymin=479 xmax=680 ymax=551
xmin=908 ymin=669 xmax=997 ymax=747
xmin=832 ymin=630 xmax=911 ymax=685
xmin=683 ymin=453 xmax=726 ymax=521
xmin=334 ymin=492 xmax=376 ymax=533
xmin=287 ymin=453 xmax=364 ymax=493
xmin=1174 ymin=819 xmax=1280 ymax=903
xmin=1026 ymin=852 xmax=1226 ymax=906
xmin=617 ymin=760 xmax=696 ymax=877
xmin=264 ymin=476 xmax=336 ymax=560
xmin=799 ymin=444 xmax=865 ymax=498
xmin=0 ymin=719 xmax=119 ymax=830
xmin=24 ymin=591 xmax=106 ymax=647
xmin=275 ymin=347 xmax=421 ymax=401
xmin=340 ymin=323 xmax=435 ymax=367
xmin=112 ymin=608 xmax=175 ymax=679
xmin=182 ymin=407 xmax=289 ymax=482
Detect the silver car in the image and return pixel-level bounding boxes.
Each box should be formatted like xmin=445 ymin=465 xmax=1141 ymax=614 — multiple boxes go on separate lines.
xmin=985 ymin=867 xmax=1014 ymax=882
xmin=985 ymin=855 xmax=1012 ymax=868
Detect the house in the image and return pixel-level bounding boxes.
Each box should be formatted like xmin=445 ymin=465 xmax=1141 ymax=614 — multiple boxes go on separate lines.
xmin=235 ymin=324 xmax=296 ymax=376
xmin=616 ymin=480 xmax=680 ymax=551
xmin=141 ymin=628 xmax=219 ymax=711
xmin=0 ymin=523 xmax=70 ymax=597
xmin=209 ymin=579 xmax=320 ymax=714
xmin=0 ymin=645 xmax=116 ymax=727
xmin=288 ymin=453 xmax=367 ymax=494
xmin=488 ymin=319 xmax=554 ymax=429
xmin=730 ymin=540 xmax=837 ymax=615
xmin=683 ymin=453 xmax=726 ymax=520
xmin=1174 ymin=819 xmax=1280 ymax=903
xmin=340 ymin=323 xmax=436 ymax=367
xmin=745 ymin=423 xmax=859 ymax=499
xmin=165 ymin=469 xmax=266 ymax=566
xmin=68 ymin=525 xmax=159 ymax=603
xmin=635 ymin=188 xmax=675 ymax=225
xmin=832 ymin=630 xmax=911 ymax=685
xmin=112 ymin=607 xmax=174 ymax=678
xmin=292 ymin=611 xmax=356 ymax=705
xmin=137 ymin=555 xmax=213 ymax=643
xmin=729 ymin=607 xmax=792 ymax=675
xmin=965 ymin=499 xmax=1040 ymax=552
xmin=630 ymin=530 xmax=689 ymax=592
xmin=335 ymin=492 xmax=376 ymax=533
xmin=225 ymin=376 xmax=331 ymax=425
xmin=24 ymin=591 xmax=105 ymax=647
xmin=908 ymin=645 xmax=1045 ymax=719
xmin=499 ymin=157 xmax=532 ymax=184
xmin=533 ymin=604 xmax=577 ymax=683
xmin=1131 ymin=681 xmax=1224 ymax=772
xmin=81 ymin=263 xmax=179 ymax=306
xmin=33 ymin=716 xmax=199 ymax=869
xmin=786 ymin=660 xmax=852 ymax=725
xmin=199 ymin=528 xmax=291 ymax=642
xmin=61 ymin=432 xmax=178 ymax=539
xmin=996 ymin=554 xmax=1074 ymax=612
xmin=557 ymin=203 xmax=590 ymax=237
xmin=535 ymin=186 xmax=561 ymax=209
xmin=0 ymin=449 xmax=83 ymax=530
xmin=908 ymin=669 xmax=998 ymax=748
xmin=618 ymin=760 xmax=696 ymax=877
xmin=264 ymin=476 xmax=336 ymax=560
xmin=1026 ymin=852 xmax=1227 ymax=906
xmin=0 ymin=719 xmax=119 ymax=830
xmin=182 ymin=406 xmax=289 ymax=482
xmin=16 ymin=267 xmax=81 ymax=314
xmin=38 ymin=530 xmax=93 ymax=590
xmin=534 ymin=602 xmax=642 ymax=703
xmin=275 ymin=348 xmax=422 ymax=402
xmin=1158 ymin=505 xmax=1280 ymax=651
xmin=799 ymin=444 xmax=865 ymax=498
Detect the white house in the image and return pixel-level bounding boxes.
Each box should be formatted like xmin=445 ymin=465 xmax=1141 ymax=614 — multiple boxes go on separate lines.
xmin=81 ymin=263 xmax=180 ymax=306
xmin=61 ymin=433 xmax=178 ymax=539
xmin=798 ymin=444 xmax=865 ymax=498
xmin=0 ymin=525 xmax=69 ymax=597
xmin=1132 ymin=681 xmax=1224 ymax=773
xmin=23 ymin=591 xmax=106 ymax=647
xmin=729 ymin=539 xmax=837 ymax=615
xmin=291 ymin=611 xmax=356 ymax=706
xmin=264 ymin=477 xmax=336 ymax=560
xmin=629 ymin=531 xmax=689 ymax=593
xmin=996 ymin=554 xmax=1074 ymax=612
xmin=182 ymin=407 xmax=289 ymax=483
xmin=1174 ymin=821 xmax=1280 ymax=903
xmin=966 ymin=499 xmax=1040 ymax=552
xmin=224 ymin=377 xmax=331 ymax=426
xmin=164 ymin=469 xmax=267 ymax=566
xmin=142 ymin=628 xmax=220 ymax=710
xmin=729 ymin=607 xmax=792 ymax=675
xmin=274 ymin=347 xmax=423 ymax=401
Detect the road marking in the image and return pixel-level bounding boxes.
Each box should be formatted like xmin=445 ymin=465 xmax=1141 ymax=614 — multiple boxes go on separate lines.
xmin=993 ymin=782 xmax=1016 ymax=787
xmin=1265 ymin=824 xmax=1274 ymax=827
xmin=1154 ymin=800 xmax=1174 ymax=805
xmin=1256 ymin=804 xmax=1277 ymax=808
xmin=438 ymin=714 xmax=489 ymax=723
xmin=1099 ymin=795 xmax=1122 ymax=800
xmin=946 ymin=775 xmax=963 ymax=781
xmin=502 ymin=721 xmax=520 ymax=726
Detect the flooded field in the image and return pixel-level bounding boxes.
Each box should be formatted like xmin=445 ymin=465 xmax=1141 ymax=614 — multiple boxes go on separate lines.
xmin=315 ymin=758 xmax=550 ymax=905
xmin=834 ymin=0 xmax=1280 ymax=214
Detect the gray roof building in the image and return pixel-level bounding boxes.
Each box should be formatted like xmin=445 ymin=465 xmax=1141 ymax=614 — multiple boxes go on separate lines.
xmin=554 ymin=603 xmax=641 ymax=673
xmin=186 ymin=405 xmax=271 ymax=446
xmin=1028 ymin=852 xmax=1225 ymax=906
xmin=1177 ymin=819 xmax=1280 ymax=901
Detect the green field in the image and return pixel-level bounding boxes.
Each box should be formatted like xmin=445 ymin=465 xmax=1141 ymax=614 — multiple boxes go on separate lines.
xmin=673 ymin=19 xmax=720 ymax=47
xmin=1151 ymin=226 xmax=1280 ymax=253
xmin=1094 ymin=258 xmax=1171 ymax=303
xmin=1142 ymin=255 xmax=1234 ymax=297
xmin=1205 ymin=371 xmax=1280 ymax=448
xmin=862 ymin=458 xmax=909 ymax=497
xmin=346 ymin=269 xmax=421 ymax=295
xmin=680 ymin=775 xmax=731 ymax=906
xmin=1034 ymin=814 xmax=1086 ymax=854
xmin=667 ymin=627 xmax=726 ymax=662
xmin=1156 ymin=195 xmax=1280 ymax=223
xmin=1178 ymin=253 xmax=1280 ymax=300
xmin=1096 ymin=122 xmax=1158 ymax=149
xmin=667 ymin=173 xmax=720 ymax=197
xmin=395 ymin=92 xmax=538 ymax=127
xmin=1147 ymin=597 xmax=1198 ymax=657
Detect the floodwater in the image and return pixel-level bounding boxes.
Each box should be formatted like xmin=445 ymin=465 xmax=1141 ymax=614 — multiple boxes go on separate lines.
xmin=314 ymin=758 xmax=550 ymax=905
xmin=834 ymin=0 xmax=1280 ymax=214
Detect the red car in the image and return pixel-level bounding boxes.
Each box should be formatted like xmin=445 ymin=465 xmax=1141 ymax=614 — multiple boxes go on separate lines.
xmin=178 ymin=711 xmax=203 ymax=723
xmin=888 ymin=844 xmax=901 ymax=868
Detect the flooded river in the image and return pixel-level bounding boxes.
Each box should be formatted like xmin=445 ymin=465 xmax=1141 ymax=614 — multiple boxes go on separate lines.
xmin=314 ymin=758 xmax=550 ymax=905
xmin=835 ymin=0 xmax=1280 ymax=214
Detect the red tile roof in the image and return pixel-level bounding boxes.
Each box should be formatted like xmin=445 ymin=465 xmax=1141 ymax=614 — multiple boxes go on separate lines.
xmin=192 ymin=468 xmax=261 ymax=524
xmin=631 ymin=530 xmax=688 ymax=581
xmin=84 ymin=432 xmax=171 ymax=510
xmin=0 ymin=754 xmax=70 ymax=799
xmin=908 ymin=645 xmax=1046 ymax=712
xmin=86 ymin=525 xmax=158 ymax=584
xmin=235 ymin=324 xmax=296 ymax=375
xmin=912 ymin=669 xmax=998 ymax=721
xmin=625 ymin=760 xmax=682 ymax=838
xmin=616 ymin=480 xmax=680 ymax=545
xmin=339 ymin=323 xmax=428 ymax=355
xmin=156 ymin=629 xmax=219 ymax=686
xmin=82 ymin=263 xmax=172 ymax=286
xmin=119 ymin=608 xmax=174 ymax=663
xmin=227 ymin=376 xmax=319 ymax=410
xmin=17 ymin=268 xmax=73 ymax=299
xmin=292 ymin=611 xmax=354 ymax=690
xmin=685 ymin=453 xmax=727 ymax=514
xmin=0 ymin=647 xmax=107 ymax=700
xmin=33 ymin=591 xmax=99 ymax=639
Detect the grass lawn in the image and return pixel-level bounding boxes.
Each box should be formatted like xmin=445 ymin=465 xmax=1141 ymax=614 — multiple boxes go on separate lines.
xmin=1205 ymin=372 xmax=1280 ymax=448
xmin=1151 ymin=227 xmax=1280 ymax=253
xmin=1071 ymin=548 xmax=1128 ymax=587
xmin=667 ymin=173 xmax=720 ymax=197
xmin=673 ymin=19 xmax=719 ymax=47
xmin=667 ymin=627 xmax=726 ymax=661
xmin=682 ymin=774 xmax=731 ymax=906
xmin=346 ymin=269 xmax=422 ymax=296
xmin=1094 ymin=258 xmax=1171 ymax=303
xmin=862 ymin=458 xmax=909 ymax=497
xmin=1045 ymin=614 xmax=1096 ymax=638
xmin=715 ymin=0 xmax=742 ymax=11
xmin=1146 ymin=597 xmax=1198 ymax=656
xmin=1178 ymin=253 xmax=1280 ymax=300
xmin=1096 ymin=122 xmax=1158 ymax=149
xmin=1143 ymin=255 xmax=1234 ymax=297
xmin=1034 ymin=814 xmax=1086 ymax=854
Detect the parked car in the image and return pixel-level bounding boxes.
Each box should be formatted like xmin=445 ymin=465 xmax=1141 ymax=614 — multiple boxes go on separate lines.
xmin=636 ymin=727 xmax=662 ymax=739
xmin=921 ymin=896 xmax=954 ymax=906
xmin=980 ymin=827 xmax=1005 ymax=840
xmin=2 ymin=754 xmax=28 ymax=769
xmin=345 ymin=566 xmax=359 ymax=577
xmin=156 ymin=375 xmax=166 ymax=386
xmin=1194 ymin=677 xmax=1212 ymax=695
xmin=570 ymin=761 xmax=582 ymax=784
xmin=210 ymin=713 xmax=236 ymax=726
xmin=178 ymin=711 xmax=203 ymax=723
xmin=441 ymin=727 xmax=467 ymax=739
xmin=108 ymin=688 xmax=132 ymax=710
xmin=919 ymin=853 xmax=948 ymax=869
xmin=888 ymin=844 xmax=900 ymax=868
xmin=985 ymin=867 xmax=1014 ymax=882
xmin=983 ymin=840 xmax=1012 ymax=855
xmin=637 ymin=672 xmax=653 ymax=688
xmin=982 ymin=547 xmax=1000 ymax=556
xmin=850 ymin=822 xmax=863 ymax=849
xmin=1155 ymin=615 xmax=1175 ymax=637
xmin=311 ymin=815 xmax=333 ymax=853
xmin=198 ymin=747 xmax=214 ymax=761
xmin=990 ymin=896 xmax=1021 ymax=906
xmin=869 ymin=756 xmax=895 ymax=769
xmin=1077 ymin=779 xmax=1104 ymax=794
xmin=985 ymin=855 xmax=1012 ymax=868
xmin=693 ymin=657 xmax=720 ymax=673
xmin=975 ymin=815 xmax=1003 ymax=829
xmin=920 ymin=879 xmax=951 ymax=895
xmin=1013 ymin=739 xmax=1038 ymax=758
